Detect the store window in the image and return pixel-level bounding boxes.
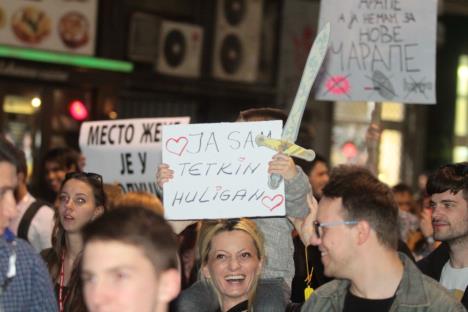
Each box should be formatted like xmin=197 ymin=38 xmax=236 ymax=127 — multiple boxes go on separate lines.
xmin=2 ymin=95 xmax=42 ymax=180
xmin=331 ymin=101 xmax=405 ymax=186
xmin=454 ymin=55 xmax=468 ymax=162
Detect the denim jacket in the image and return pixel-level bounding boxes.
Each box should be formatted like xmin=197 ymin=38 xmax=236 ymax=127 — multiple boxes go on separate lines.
xmin=301 ymin=253 xmax=467 ymax=312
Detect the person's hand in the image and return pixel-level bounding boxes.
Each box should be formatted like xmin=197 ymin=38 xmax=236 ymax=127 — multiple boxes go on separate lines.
xmin=156 ymin=163 xmax=174 ymax=188
xmin=268 ymin=152 xmax=297 ymax=181
xmin=299 ymin=194 xmax=321 ymax=246
xmin=366 ymin=122 xmax=381 ymax=149
xmin=419 ymin=208 xmax=434 ymax=238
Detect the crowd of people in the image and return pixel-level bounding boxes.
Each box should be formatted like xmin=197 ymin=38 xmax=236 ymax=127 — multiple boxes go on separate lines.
xmin=0 ymin=107 xmax=467 ymax=312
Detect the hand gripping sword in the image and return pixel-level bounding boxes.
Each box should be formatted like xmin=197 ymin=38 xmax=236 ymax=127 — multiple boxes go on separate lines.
xmin=256 ymin=23 xmax=331 ymax=189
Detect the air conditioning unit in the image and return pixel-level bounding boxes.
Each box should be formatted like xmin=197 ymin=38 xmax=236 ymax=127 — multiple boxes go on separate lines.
xmin=127 ymin=12 xmax=161 ymax=63
xmin=155 ymin=20 xmax=204 ymax=78
xmin=212 ymin=0 xmax=263 ymax=82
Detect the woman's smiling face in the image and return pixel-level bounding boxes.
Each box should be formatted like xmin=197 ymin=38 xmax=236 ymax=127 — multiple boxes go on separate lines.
xmin=202 ymin=230 xmax=262 ymax=311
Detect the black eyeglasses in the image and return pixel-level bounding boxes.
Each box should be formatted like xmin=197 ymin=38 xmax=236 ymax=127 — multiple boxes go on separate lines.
xmin=313 ymin=220 xmax=358 ymax=239
xmin=65 ymin=172 xmax=103 ymax=186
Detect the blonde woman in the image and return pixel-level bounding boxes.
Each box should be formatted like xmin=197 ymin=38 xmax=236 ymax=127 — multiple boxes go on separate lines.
xmin=197 ymin=219 xmax=264 ymax=312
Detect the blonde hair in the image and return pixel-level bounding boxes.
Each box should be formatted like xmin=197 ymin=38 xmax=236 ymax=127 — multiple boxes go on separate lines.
xmin=198 ymin=219 xmax=264 ymax=311
xmin=115 ymin=191 xmax=163 ymax=215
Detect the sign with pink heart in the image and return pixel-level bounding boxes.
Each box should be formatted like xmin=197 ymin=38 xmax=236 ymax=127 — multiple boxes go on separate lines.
xmin=79 ymin=116 xmax=190 ymax=195
xmin=162 ymin=120 xmax=286 ymax=219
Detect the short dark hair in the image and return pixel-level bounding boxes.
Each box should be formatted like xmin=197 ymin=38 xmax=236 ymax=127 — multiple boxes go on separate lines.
xmin=322 ymin=165 xmax=399 ymax=249
xmin=43 ymin=147 xmax=81 ymax=171
xmin=392 ymin=183 xmax=413 ymax=195
xmin=237 ymin=107 xmax=288 ymax=123
xmin=426 ymin=162 xmax=468 ymax=202
xmin=296 ymin=154 xmax=328 ymax=176
xmin=0 ymin=136 xmax=19 ymax=169
xmin=83 ymin=206 xmax=178 ymax=273
xmin=15 ymin=149 xmax=28 ymax=176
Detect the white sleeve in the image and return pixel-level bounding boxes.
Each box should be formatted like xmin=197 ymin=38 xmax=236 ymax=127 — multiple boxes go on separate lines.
xmin=28 ymin=205 xmax=55 ymax=253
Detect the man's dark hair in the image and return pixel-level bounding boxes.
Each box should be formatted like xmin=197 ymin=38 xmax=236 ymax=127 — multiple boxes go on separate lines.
xmin=15 ymin=148 xmax=28 ymax=176
xmin=237 ymin=107 xmax=288 ymax=123
xmin=296 ymin=154 xmax=328 ymax=176
xmin=426 ymin=162 xmax=468 ymax=201
xmin=392 ymin=183 xmax=413 ymax=195
xmin=0 ymin=136 xmax=19 ymax=169
xmin=83 ymin=206 xmax=178 ymax=273
xmin=322 ymin=165 xmax=399 ymax=249
xmin=43 ymin=147 xmax=81 ymax=171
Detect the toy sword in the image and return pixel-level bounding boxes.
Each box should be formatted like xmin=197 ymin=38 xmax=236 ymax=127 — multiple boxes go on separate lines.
xmin=256 ymin=22 xmax=331 ymax=189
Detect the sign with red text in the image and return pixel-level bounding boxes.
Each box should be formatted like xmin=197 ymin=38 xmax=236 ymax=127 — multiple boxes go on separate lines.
xmin=0 ymin=0 xmax=97 ymax=55
xmin=315 ymin=0 xmax=437 ymax=104
xmin=79 ymin=117 xmax=190 ymax=195
xmin=162 ymin=120 xmax=285 ymax=220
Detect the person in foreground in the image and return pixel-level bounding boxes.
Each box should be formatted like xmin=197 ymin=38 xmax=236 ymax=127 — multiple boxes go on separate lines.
xmin=0 ymin=136 xmax=58 ymax=311
xmin=81 ymin=206 xmax=180 ymax=312
xmin=418 ymin=162 xmax=468 ymax=308
xmin=301 ymin=165 xmax=465 ymax=312
xmin=197 ymin=218 xmax=264 ymax=312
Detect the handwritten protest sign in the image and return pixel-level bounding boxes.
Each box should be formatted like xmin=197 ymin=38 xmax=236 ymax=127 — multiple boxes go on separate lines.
xmin=79 ymin=117 xmax=189 ymax=195
xmin=315 ymin=0 xmax=437 ymax=104
xmin=162 ymin=120 xmax=285 ymax=220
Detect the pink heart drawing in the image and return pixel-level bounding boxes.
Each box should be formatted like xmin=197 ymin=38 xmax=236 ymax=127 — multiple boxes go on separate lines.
xmin=166 ymin=136 xmax=188 ymax=156
xmin=215 ymin=186 xmax=222 ymax=191
xmin=261 ymin=194 xmax=284 ymax=212
xmin=239 ymin=157 xmax=246 ymax=162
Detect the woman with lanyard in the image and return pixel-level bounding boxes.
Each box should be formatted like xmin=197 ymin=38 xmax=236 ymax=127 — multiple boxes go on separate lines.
xmin=42 ymin=172 xmax=106 ymax=312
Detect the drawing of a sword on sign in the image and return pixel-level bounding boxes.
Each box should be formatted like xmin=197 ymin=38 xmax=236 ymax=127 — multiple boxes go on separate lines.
xmin=256 ymin=22 xmax=331 ymax=189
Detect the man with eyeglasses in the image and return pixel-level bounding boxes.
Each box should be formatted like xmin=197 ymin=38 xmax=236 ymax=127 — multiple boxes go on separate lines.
xmin=0 ymin=136 xmax=57 ymax=311
xmin=301 ymin=165 xmax=464 ymax=312
xmin=418 ymin=162 xmax=468 ymax=309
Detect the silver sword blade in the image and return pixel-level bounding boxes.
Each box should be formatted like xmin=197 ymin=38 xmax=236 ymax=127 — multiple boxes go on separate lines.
xmin=282 ymin=22 xmax=330 ymax=142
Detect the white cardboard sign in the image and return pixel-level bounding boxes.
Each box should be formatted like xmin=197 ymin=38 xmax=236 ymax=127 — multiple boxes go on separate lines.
xmin=79 ymin=117 xmax=190 ymax=195
xmin=162 ymin=120 xmax=285 ymax=220
xmin=315 ymin=0 xmax=437 ymax=104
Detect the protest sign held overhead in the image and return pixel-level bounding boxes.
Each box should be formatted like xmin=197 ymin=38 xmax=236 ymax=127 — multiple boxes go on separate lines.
xmin=162 ymin=120 xmax=285 ymax=220
xmin=79 ymin=117 xmax=190 ymax=195
xmin=315 ymin=0 xmax=437 ymax=104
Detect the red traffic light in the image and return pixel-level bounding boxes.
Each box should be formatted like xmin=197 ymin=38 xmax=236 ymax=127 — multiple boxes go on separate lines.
xmin=69 ymin=100 xmax=89 ymax=121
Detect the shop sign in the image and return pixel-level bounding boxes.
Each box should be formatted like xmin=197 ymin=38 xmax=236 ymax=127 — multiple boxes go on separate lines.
xmin=0 ymin=60 xmax=69 ymax=81
xmin=0 ymin=0 xmax=97 ymax=55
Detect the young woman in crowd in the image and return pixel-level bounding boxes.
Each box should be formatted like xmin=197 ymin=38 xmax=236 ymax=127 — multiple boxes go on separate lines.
xmin=196 ymin=218 xmax=265 ymax=312
xmin=42 ymin=172 xmax=106 ymax=312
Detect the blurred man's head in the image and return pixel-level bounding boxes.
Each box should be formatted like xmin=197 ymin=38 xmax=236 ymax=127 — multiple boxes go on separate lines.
xmin=82 ymin=206 xmax=180 ymax=312
xmin=315 ymin=165 xmax=399 ymax=278
xmin=392 ymin=183 xmax=415 ymax=213
xmin=237 ymin=107 xmax=287 ymax=123
xmin=427 ymin=162 xmax=468 ymax=244
xmin=297 ymin=154 xmax=329 ymax=199
xmin=43 ymin=147 xmax=81 ymax=193
xmin=0 ymin=137 xmax=20 ymax=234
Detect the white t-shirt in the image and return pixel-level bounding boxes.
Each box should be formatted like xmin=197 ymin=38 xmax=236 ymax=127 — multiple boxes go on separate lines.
xmin=440 ymin=260 xmax=468 ymax=302
xmin=10 ymin=192 xmax=54 ymax=253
